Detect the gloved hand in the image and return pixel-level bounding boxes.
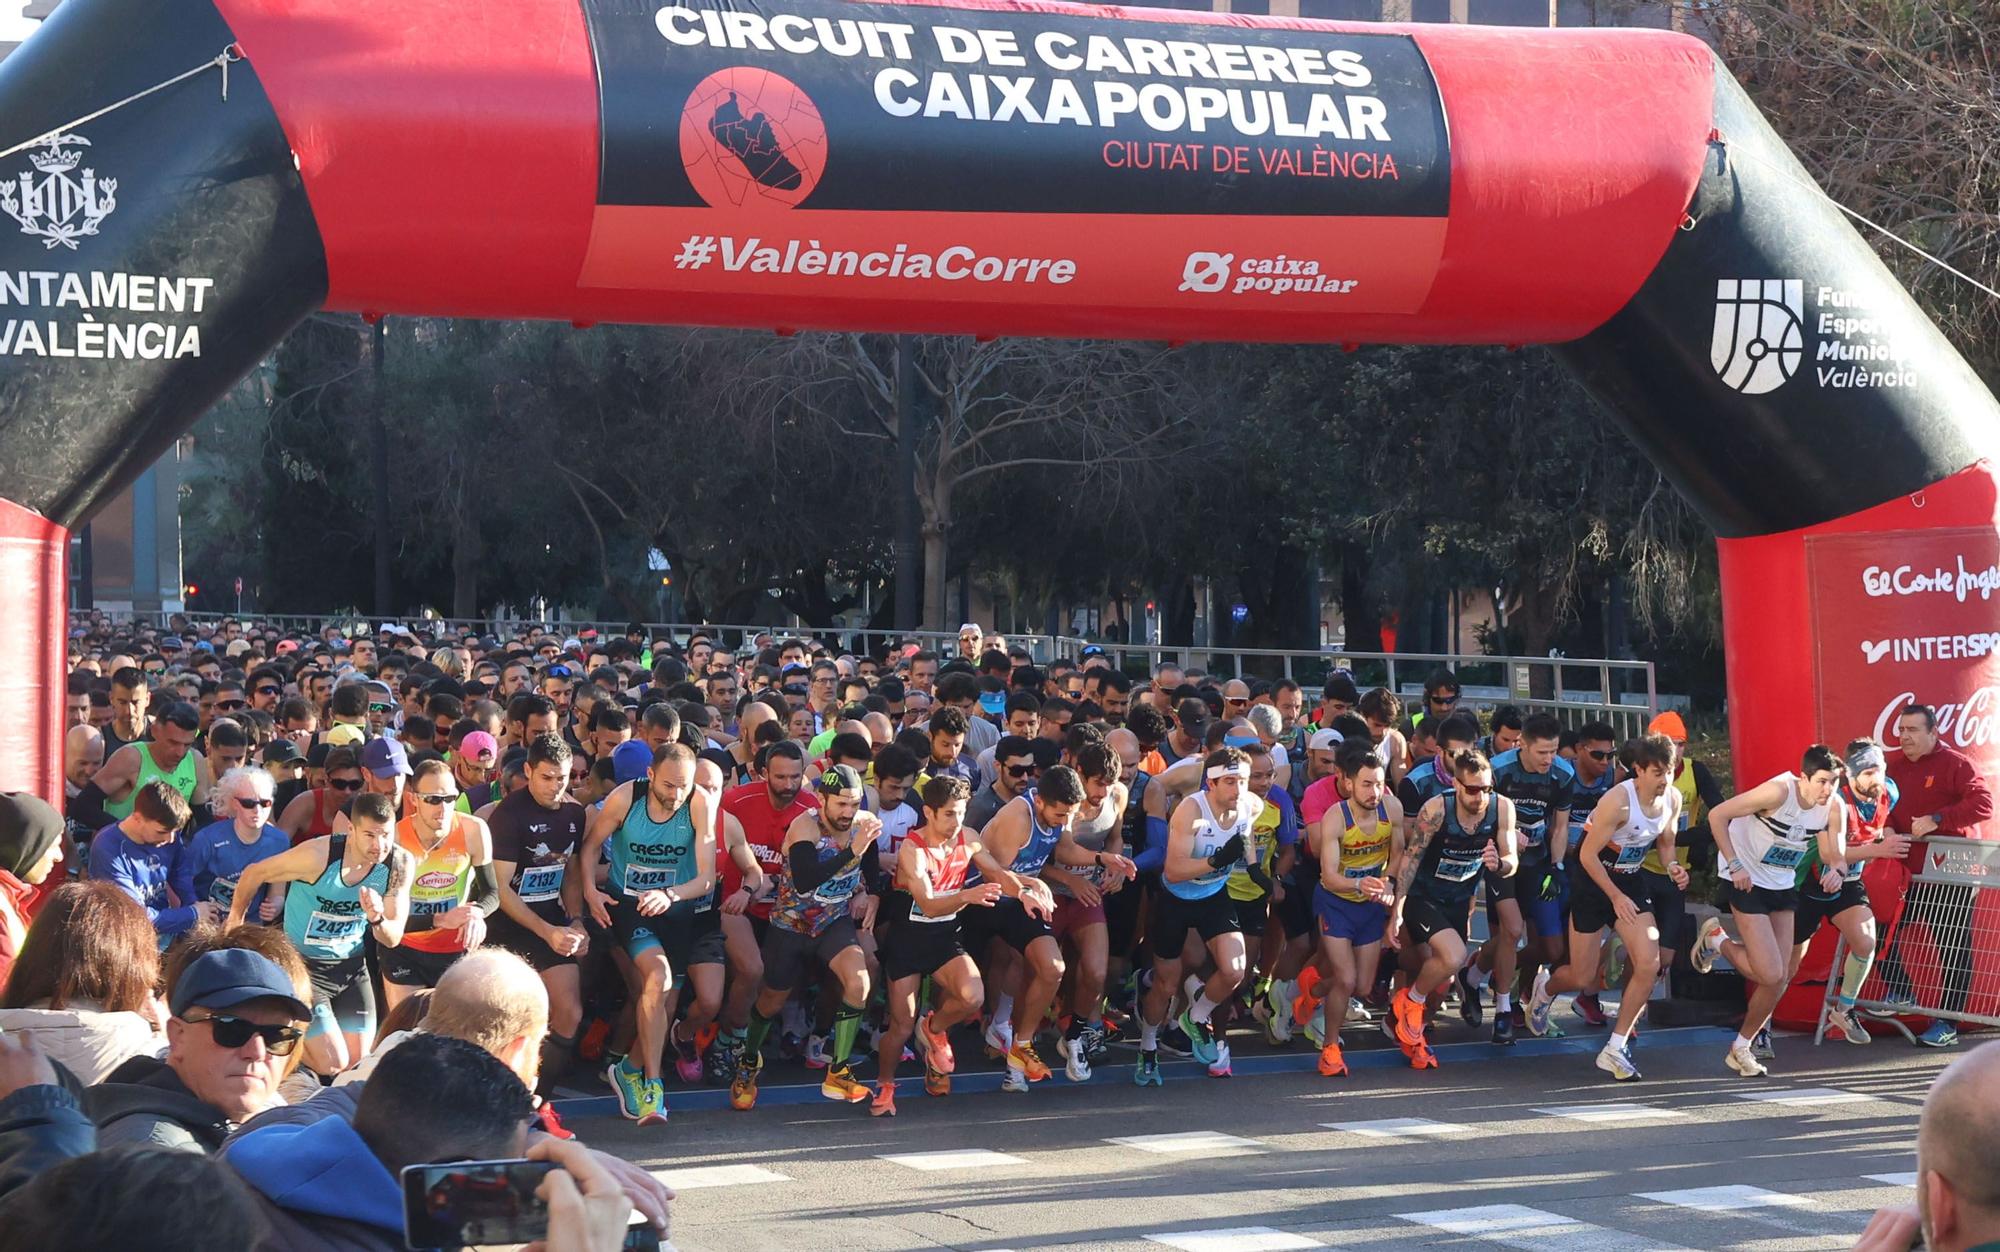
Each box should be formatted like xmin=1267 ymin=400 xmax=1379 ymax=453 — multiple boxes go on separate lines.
xmin=1209 ymin=833 xmax=1247 ymax=869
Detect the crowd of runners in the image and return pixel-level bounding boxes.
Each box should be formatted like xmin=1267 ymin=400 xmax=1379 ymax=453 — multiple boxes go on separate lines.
xmin=0 ymin=610 xmax=1987 ymax=1247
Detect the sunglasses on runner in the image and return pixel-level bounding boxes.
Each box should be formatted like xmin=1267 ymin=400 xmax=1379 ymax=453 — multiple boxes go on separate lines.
xmin=236 ymin=796 xmax=274 ymax=811
xmin=255 ymin=685 xmax=281 ymax=697
xmin=416 ymin=792 xmax=458 ymax=806
xmin=368 ymin=701 xmax=394 ymax=714
xmin=1588 ymin=749 xmax=1616 ymax=761
xmin=217 ymin=699 xmax=248 ymax=712
xmin=1429 ymin=695 xmax=1459 ymax=707
xmin=327 ymin=777 xmax=364 ymax=792
xmin=1005 ymin=763 xmax=1039 ymax=778
xmin=183 ymin=1013 xmax=304 ymax=1056
xmin=1459 ymin=783 xmax=1495 ymax=795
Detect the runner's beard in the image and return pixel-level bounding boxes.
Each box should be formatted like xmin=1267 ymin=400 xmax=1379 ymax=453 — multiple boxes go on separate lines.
xmin=827 ymin=812 xmax=854 ymax=833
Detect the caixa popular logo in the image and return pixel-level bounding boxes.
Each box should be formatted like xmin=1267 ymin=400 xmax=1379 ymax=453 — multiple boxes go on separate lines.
xmin=1 ymin=132 xmax=117 ymax=251
xmin=1711 ymin=278 xmax=1805 ymax=395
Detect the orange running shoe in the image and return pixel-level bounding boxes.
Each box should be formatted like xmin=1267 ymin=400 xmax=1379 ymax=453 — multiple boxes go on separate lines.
xmin=821 ymin=1063 xmax=870 ymax=1103
xmin=870 ymin=1081 xmax=897 ymax=1117
xmin=1317 ymin=1041 xmax=1348 ymax=1077
xmin=1391 ymin=988 xmax=1427 ymax=1050
xmin=1410 ymin=1042 xmax=1440 ymax=1070
xmin=916 ymin=1010 xmax=956 ymax=1074
xmin=923 ymin=1063 xmax=951 ymax=1097
xmin=1008 ymin=1040 xmax=1052 ymax=1082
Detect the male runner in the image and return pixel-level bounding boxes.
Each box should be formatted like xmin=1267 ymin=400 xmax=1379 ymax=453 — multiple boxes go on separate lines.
xmin=1694 ymin=744 xmax=1846 ymax=1077
xmin=486 ymin=731 xmax=590 ymax=1096
xmin=381 ymin=757 xmax=498 ymax=1013
xmin=871 ymin=775 xmax=1008 ymax=1115
xmin=1790 ymin=739 xmax=1908 ymax=1044
xmin=1469 ymin=715 xmax=1574 ymax=1045
xmin=715 ymin=740 xmax=814 ymax=1067
xmin=1303 ymin=738 xmax=1402 ymax=1075
xmin=965 ymin=765 xmax=1093 ymax=1092
xmin=1135 ymin=747 xmax=1264 ymax=1085
xmin=1042 ymin=744 xmax=1135 ymax=1081
xmin=1387 ymin=749 xmax=1517 ymax=1070
xmin=1527 ymin=732 xmax=1684 ymax=1081
xmin=582 ymin=742 xmax=722 ymax=1124
xmin=729 ymin=765 xmax=880 ymax=1110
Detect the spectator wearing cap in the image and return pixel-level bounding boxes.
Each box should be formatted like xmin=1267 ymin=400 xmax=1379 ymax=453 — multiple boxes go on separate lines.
xmin=87 ymin=948 xmax=308 ymax=1153
xmin=0 ymin=794 xmax=65 ymax=983
xmin=359 ymin=736 xmax=411 ymax=811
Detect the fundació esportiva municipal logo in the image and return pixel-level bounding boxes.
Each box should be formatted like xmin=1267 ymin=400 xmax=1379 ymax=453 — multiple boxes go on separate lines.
xmin=1711 ymin=278 xmax=1805 ymax=394
xmin=1 ymin=132 xmax=117 ymax=251
xmin=679 ymin=68 xmax=827 ymax=211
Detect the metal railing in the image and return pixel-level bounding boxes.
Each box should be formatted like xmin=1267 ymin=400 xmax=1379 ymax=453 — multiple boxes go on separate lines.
xmin=92 ymin=610 xmax=1658 ymax=724
xmin=1822 ymin=835 xmax=2000 ymax=1043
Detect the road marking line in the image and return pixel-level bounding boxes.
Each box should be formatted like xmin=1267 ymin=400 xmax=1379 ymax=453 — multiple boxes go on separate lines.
xmin=1322 ymin=1117 xmax=1468 ymax=1138
xmin=651 ymin=1164 xmax=790 ymax=1189
xmin=1144 ymin=1227 xmax=1323 ymax=1251
xmin=1110 ymin=1130 xmax=1264 ymax=1154
xmin=1638 ymin=1185 xmax=1816 ymax=1213
xmin=1731 ymin=1086 xmax=1872 ymax=1105
xmin=1532 ymin=1102 xmax=1688 ymax=1123
xmin=1398 ymin=1203 xmax=1687 ymax=1251
xmin=1866 ymin=1172 xmax=1920 ymax=1187
xmin=877 ymin=1148 xmax=1028 ymax=1171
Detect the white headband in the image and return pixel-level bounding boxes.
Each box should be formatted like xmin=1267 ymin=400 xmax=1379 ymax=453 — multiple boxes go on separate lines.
xmin=1207 ymin=763 xmax=1251 ymax=781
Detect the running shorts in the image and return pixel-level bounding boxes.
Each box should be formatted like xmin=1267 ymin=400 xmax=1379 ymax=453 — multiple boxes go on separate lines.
xmin=761 ymin=915 xmax=859 ymax=992
xmin=1313 ymin=885 xmax=1389 ymax=947
xmin=1401 ymin=892 xmax=1470 ymax=947
xmin=882 ymin=916 xmax=967 ymax=983
xmin=1150 ymin=889 xmax=1239 ymax=957
xmin=306 ymin=954 xmax=375 ymax=1040
xmin=608 ymin=896 xmax=725 ymax=979
xmin=1227 ymin=893 xmax=1271 ymax=938
xmin=1725 ymin=882 xmax=1800 ymax=916
xmin=1051 ymin=895 xmax=1107 ymax=942
xmin=1795 ymin=879 xmax=1869 ymax=937
xmin=376 ymin=940 xmax=462 ymax=989
xmin=1103 ymin=871 xmax=1149 ymax=956
xmin=960 ymin=896 xmax=1054 ymax=954
xmin=1276 ymin=874 xmax=1317 ymax=940
xmin=1490 ymin=858 xmax=1566 ymax=939
xmin=485 ymin=915 xmax=578 ymax=973
xmin=1567 ymin=862 xmax=1655 ymax=936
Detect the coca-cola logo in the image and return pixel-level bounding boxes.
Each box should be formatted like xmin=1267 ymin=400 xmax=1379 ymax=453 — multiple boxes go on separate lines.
xmin=1872 ymin=687 xmax=2000 ymax=755
xmin=1862 ymin=556 xmax=2000 ymax=602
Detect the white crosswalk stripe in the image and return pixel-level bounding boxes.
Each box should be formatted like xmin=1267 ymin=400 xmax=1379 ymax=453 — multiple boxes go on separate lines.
xmin=1731 ymin=1086 xmax=1873 ymax=1105
xmin=1321 ymin=1117 xmax=1469 ymax=1138
xmin=1397 ymin=1203 xmax=1692 ymax=1251
xmin=1637 ymin=1184 xmax=1816 ymax=1213
xmin=1109 ymin=1130 xmax=1265 ymax=1154
xmin=877 ymin=1148 xmax=1027 ymax=1170
xmin=1531 ymin=1102 xmax=1689 ymax=1123
xmin=1144 ymin=1228 xmax=1324 ymax=1251
xmin=652 ymin=1164 xmax=790 ymax=1189
xmin=1866 ymin=1172 xmax=1920 ymax=1187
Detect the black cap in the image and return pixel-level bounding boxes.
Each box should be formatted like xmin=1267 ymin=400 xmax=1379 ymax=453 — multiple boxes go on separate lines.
xmin=818 ymin=764 xmax=864 ymax=796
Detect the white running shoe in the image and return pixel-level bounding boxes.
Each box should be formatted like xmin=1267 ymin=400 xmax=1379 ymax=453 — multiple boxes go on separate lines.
xmin=984 ymin=1017 xmax=1014 ymax=1057
xmin=1595 ymin=1043 xmax=1641 ymax=1082
xmin=1692 ymin=917 xmax=1727 ymax=975
xmin=1263 ymin=980 xmax=1295 ymax=1045
xmin=1725 ymin=1042 xmax=1769 ymax=1077
xmin=1057 ymin=1035 xmax=1092 ymax=1083
xmin=1000 ymin=1064 xmax=1030 ymax=1093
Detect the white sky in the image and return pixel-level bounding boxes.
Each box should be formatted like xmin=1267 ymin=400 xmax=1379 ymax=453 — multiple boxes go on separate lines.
xmin=0 ymin=13 xmax=38 ymax=43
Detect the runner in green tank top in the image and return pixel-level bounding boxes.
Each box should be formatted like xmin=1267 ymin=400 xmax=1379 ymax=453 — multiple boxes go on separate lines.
xmin=91 ymin=702 xmax=212 ymax=823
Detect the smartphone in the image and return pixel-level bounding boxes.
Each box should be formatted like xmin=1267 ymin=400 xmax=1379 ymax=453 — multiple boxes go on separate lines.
xmin=402 ymin=1158 xmax=557 ymax=1251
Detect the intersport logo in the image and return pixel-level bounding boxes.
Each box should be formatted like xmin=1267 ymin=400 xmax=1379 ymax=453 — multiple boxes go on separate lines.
xmin=1874 ymin=687 xmax=2000 ymax=754
xmin=1859 ymin=634 xmax=2000 ymax=666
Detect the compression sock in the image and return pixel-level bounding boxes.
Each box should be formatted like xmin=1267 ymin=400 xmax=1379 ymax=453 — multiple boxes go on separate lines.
xmin=1838 ymin=952 xmax=1874 ymax=1007
xmin=993 ymin=993 xmax=1015 ymax=1028
xmin=832 ymin=1002 xmax=864 ymax=1066
xmin=1191 ymin=993 xmax=1221 ymax=1025
xmin=744 ymin=1008 xmax=777 ymax=1061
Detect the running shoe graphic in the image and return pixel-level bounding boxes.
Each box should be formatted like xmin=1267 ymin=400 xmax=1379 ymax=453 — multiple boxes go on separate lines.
xmin=708 ymin=92 xmax=804 ymax=191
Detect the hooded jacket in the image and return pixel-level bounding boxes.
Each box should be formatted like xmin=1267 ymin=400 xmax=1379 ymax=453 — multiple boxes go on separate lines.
xmin=85 ymin=1052 xmax=231 ymax=1153
xmin=222 ymin=1114 xmax=408 ymax=1252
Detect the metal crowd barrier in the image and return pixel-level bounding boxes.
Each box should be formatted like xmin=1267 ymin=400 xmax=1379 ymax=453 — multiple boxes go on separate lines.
xmin=1821 ymin=835 xmax=2000 ymax=1044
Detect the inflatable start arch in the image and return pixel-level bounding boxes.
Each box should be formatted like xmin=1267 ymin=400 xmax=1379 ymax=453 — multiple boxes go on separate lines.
xmin=1 ymin=0 xmax=1997 ymax=800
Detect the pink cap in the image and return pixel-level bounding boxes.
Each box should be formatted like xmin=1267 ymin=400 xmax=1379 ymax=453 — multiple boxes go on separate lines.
xmin=461 ymin=730 xmax=500 ymax=764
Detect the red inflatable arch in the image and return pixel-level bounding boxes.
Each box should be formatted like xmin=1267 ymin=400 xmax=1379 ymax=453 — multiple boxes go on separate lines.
xmin=1 ymin=0 xmax=1997 ymax=813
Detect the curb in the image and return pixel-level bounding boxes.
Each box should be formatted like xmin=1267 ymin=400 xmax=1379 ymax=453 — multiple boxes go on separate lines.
xmin=552 ymin=1024 xmax=1742 ymax=1118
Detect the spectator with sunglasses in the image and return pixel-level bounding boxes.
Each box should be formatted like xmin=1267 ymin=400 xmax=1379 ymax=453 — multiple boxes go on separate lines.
xmin=186 ymin=768 xmax=292 ymax=923
xmin=86 ymin=948 xmax=310 ymax=1154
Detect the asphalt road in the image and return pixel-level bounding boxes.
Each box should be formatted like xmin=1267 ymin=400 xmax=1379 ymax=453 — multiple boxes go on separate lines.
xmin=562 ymin=1018 xmax=1949 ymax=1252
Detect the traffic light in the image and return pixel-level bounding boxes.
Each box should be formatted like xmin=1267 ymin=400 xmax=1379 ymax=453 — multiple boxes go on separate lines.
xmin=184 ymin=583 xmax=198 ymax=598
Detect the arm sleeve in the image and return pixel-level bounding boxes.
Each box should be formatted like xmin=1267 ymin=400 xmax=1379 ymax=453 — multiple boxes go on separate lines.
xmin=788 ymin=840 xmax=856 ymax=891
xmin=66 ymin=783 xmax=111 ymax=838
xmin=1136 ymin=815 xmax=1171 ymax=874
xmin=1274 ymin=793 xmax=1300 ymax=847
xmin=1692 ymin=761 xmax=1727 ymax=812
xmin=470 ymin=862 xmax=500 ymax=917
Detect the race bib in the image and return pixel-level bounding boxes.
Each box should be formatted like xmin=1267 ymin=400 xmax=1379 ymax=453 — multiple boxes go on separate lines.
xmin=1612 ymin=842 xmax=1649 ymax=871
xmin=624 ymin=864 xmax=673 ymax=894
xmin=1436 ymin=850 xmax=1483 ymax=882
xmin=409 ymin=895 xmax=452 ymax=916
xmin=305 ymin=909 xmax=364 ymax=947
xmin=1519 ymin=822 xmax=1547 ymax=850
xmin=208 ymin=876 xmax=237 ymax=908
xmin=1760 ymin=843 xmax=1807 ymax=869
xmin=814 ymin=867 xmax=863 ymax=903
xmin=1343 ymin=863 xmax=1377 ymax=879
xmin=518 ymin=862 xmax=565 ymax=904
xmin=908 ymin=898 xmax=959 ymax=924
